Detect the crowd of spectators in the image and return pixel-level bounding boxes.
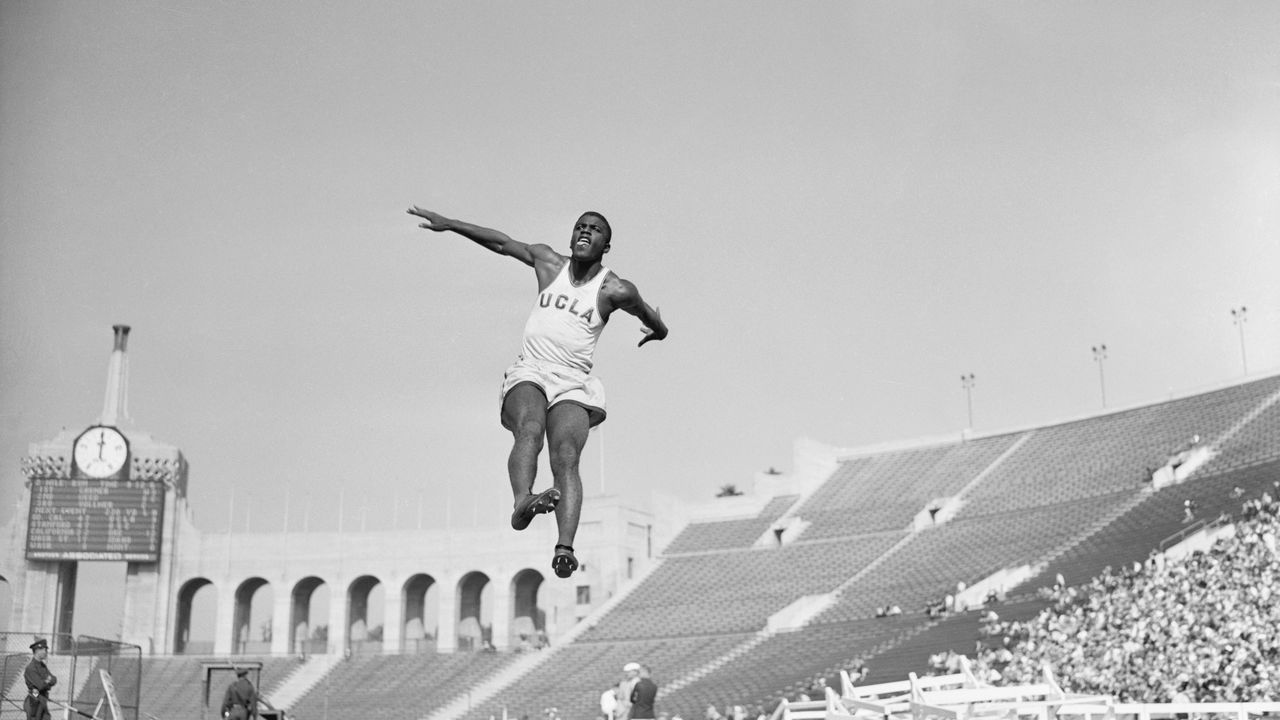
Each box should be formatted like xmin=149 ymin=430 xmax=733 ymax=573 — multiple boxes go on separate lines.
xmin=963 ymin=488 xmax=1279 ymax=702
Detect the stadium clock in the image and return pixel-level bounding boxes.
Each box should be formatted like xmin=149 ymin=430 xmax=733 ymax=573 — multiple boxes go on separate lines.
xmin=73 ymin=425 xmax=130 ymax=479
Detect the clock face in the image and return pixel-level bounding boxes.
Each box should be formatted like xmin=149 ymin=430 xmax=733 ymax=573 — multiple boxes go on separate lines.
xmin=74 ymin=426 xmax=129 ymax=478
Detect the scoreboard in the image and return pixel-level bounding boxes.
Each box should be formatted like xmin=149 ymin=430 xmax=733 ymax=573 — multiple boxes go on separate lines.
xmin=26 ymin=477 xmax=165 ymax=562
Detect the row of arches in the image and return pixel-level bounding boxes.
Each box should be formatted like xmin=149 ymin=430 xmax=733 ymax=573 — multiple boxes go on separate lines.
xmin=175 ymin=569 xmax=549 ymax=655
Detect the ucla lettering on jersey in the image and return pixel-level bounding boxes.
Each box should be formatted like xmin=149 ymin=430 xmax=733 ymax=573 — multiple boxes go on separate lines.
xmin=539 ymin=293 xmax=598 ymax=323
xmin=520 ymin=264 xmax=610 ymax=372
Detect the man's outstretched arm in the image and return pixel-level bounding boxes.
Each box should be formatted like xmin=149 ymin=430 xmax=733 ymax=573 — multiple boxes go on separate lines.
xmin=609 ymin=279 xmax=668 ymax=347
xmin=408 ymin=205 xmax=548 ymax=267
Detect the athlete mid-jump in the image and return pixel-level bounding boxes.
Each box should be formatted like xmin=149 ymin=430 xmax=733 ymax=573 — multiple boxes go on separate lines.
xmin=408 ymin=206 xmax=668 ymax=578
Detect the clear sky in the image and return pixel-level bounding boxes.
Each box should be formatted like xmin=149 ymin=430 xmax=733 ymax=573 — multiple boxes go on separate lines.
xmin=3 ymin=2 xmax=1278 ymax=568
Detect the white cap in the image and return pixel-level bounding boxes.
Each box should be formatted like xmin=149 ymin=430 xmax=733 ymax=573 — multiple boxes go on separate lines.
xmin=623 ymin=662 xmax=641 ymax=673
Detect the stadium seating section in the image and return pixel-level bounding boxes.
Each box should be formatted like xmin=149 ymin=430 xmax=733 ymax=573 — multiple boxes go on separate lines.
xmin=664 ymin=495 xmax=799 ymax=553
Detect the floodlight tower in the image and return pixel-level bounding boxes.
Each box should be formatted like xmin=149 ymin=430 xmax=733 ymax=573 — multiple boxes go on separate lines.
xmin=1230 ymin=306 xmax=1248 ymax=376
xmin=960 ymin=373 xmax=976 ymax=430
xmin=1091 ymin=344 xmax=1108 ymax=408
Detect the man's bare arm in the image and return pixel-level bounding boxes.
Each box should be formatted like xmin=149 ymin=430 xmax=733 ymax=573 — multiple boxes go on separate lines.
xmin=408 ymin=205 xmax=554 ymax=267
xmin=607 ymin=278 xmax=668 ymax=347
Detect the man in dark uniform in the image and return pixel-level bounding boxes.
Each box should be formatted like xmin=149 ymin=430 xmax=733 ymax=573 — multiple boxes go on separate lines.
xmin=629 ymin=664 xmax=658 ymax=720
xmin=221 ymin=666 xmax=259 ymax=720
xmin=24 ymin=638 xmax=57 ymax=720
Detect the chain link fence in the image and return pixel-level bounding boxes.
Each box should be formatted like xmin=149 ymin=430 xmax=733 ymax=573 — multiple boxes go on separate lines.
xmin=0 ymin=632 xmax=140 ymax=720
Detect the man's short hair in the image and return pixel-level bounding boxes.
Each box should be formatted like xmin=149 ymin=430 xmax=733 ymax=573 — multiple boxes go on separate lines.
xmin=582 ymin=211 xmax=612 ymax=239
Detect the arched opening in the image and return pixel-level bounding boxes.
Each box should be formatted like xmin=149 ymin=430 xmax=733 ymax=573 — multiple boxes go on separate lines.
xmin=509 ymin=568 xmax=546 ymax=649
xmin=290 ymin=576 xmax=329 ymax=655
xmin=232 ymin=577 xmax=272 ymax=655
xmin=175 ymin=578 xmax=217 ymax=654
xmin=401 ymin=573 xmax=437 ymax=654
xmin=346 ymin=575 xmax=383 ymax=655
xmin=456 ymin=571 xmax=491 ymax=652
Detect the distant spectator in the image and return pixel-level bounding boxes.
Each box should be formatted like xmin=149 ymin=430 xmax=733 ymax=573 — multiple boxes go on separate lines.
xmin=600 ymin=685 xmax=618 ymax=720
xmin=220 ymin=666 xmax=258 ymax=720
xmin=808 ymin=676 xmax=828 ymax=698
xmin=630 ymin=665 xmax=658 ymax=720
xmin=1183 ymin=499 xmax=1196 ymax=523
xmin=24 ymin=638 xmax=56 ymax=720
xmin=619 ymin=664 xmax=641 ymax=720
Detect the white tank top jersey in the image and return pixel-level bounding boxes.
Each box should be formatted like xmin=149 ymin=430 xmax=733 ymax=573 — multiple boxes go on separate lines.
xmin=520 ymin=263 xmax=611 ymax=372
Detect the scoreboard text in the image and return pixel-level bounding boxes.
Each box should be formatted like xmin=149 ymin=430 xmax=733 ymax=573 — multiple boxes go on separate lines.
xmin=26 ymin=477 xmax=165 ymax=562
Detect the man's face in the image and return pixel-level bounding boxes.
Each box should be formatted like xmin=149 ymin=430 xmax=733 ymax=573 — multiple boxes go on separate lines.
xmin=570 ymin=214 xmax=610 ymax=261
xmin=35 ymin=647 xmax=47 ymax=660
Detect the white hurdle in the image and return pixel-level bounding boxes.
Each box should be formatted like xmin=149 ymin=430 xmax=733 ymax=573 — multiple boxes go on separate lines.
xmin=772 ymin=658 xmax=1280 ymax=720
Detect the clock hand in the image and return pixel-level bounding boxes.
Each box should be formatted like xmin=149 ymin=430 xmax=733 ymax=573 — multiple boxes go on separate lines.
xmin=97 ymin=431 xmax=107 ymax=460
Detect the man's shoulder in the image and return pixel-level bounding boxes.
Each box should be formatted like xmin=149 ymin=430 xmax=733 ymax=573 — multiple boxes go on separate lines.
xmin=599 ymin=271 xmax=637 ymax=300
xmin=530 ymin=244 xmax=567 ymax=266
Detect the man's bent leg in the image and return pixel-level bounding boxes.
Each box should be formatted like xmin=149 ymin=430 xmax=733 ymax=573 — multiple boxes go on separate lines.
xmin=501 ymin=384 xmax=548 ymax=504
xmin=546 ymin=402 xmax=590 ymax=549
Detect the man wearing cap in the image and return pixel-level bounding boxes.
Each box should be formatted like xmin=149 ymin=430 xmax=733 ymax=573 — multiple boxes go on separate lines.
xmin=220 ymin=666 xmax=259 ymax=720
xmin=617 ymin=663 xmax=641 ymax=720
xmin=629 ymin=664 xmax=658 ymax=720
xmin=24 ymin=638 xmax=57 ymax=720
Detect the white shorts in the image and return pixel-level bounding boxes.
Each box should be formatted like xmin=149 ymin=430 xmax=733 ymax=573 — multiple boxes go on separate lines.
xmin=500 ymin=356 xmax=607 ymax=429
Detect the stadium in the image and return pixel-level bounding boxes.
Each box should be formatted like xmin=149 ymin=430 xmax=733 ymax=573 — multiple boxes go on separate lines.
xmin=4 ymin=4 xmax=1280 ymax=720
xmin=2 ymin=326 xmax=1278 ymax=719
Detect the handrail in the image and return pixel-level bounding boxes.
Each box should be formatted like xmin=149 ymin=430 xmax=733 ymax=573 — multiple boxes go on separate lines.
xmin=1158 ymin=512 xmax=1232 ymax=553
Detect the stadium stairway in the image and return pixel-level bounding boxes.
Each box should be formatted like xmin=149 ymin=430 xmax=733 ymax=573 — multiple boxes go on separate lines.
xmin=999 ymin=483 xmax=1155 ymax=594
xmin=266 ymin=652 xmax=344 ymax=710
xmin=660 ymin=525 xmax=922 ymax=700
xmin=422 ymin=646 xmax=568 ymax=720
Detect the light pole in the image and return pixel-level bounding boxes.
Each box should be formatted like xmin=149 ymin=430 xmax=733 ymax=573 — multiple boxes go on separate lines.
xmin=960 ymin=373 xmax=976 ymax=430
xmin=1091 ymin=344 xmax=1108 ymax=408
xmin=1230 ymin=306 xmax=1248 ymax=376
